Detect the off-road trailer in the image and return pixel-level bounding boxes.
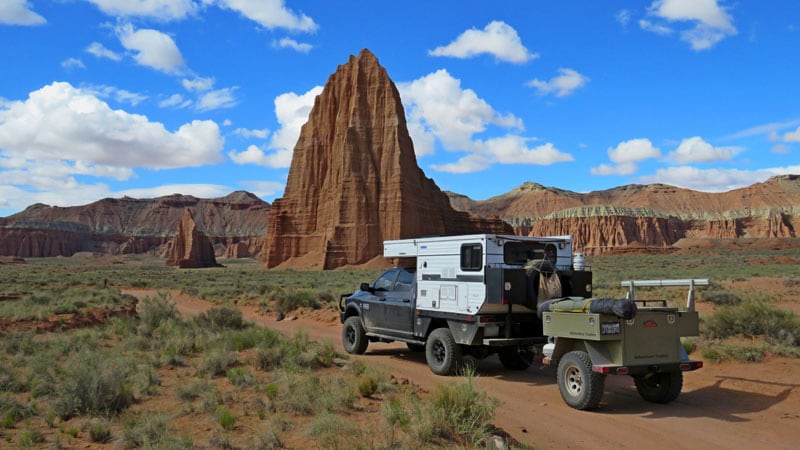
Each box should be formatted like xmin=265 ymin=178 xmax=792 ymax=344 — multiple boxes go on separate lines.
xmin=339 ymin=234 xmax=706 ymax=409
xmin=542 ymin=278 xmax=707 ymax=409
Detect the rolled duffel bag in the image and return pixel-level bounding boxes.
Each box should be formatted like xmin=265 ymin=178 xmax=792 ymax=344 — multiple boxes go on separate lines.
xmin=588 ymin=298 xmax=637 ymax=320
xmin=538 ymin=297 xmax=638 ymax=320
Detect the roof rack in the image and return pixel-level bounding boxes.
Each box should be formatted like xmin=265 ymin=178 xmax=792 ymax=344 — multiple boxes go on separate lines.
xmin=620 ymin=279 xmax=710 ymax=312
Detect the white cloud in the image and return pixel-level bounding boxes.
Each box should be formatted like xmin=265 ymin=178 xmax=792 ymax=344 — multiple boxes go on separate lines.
xmin=233 ymin=127 xmax=269 ymax=139
xmin=591 ymin=138 xmax=661 ymax=176
xmin=84 ymin=0 xmax=198 ymax=21
xmin=645 ymin=0 xmax=737 ymax=50
xmin=86 ymin=42 xmax=122 ymax=61
xmin=527 ymin=68 xmax=589 ymax=98
xmin=269 ymin=86 xmax=323 ymax=156
xmin=182 ymin=76 xmax=214 ymax=92
xmin=668 ymin=136 xmax=740 ymax=163
xmin=724 ymin=118 xmax=800 ymax=140
xmin=272 ymin=37 xmax=312 ymax=53
xmin=88 ymin=85 xmax=148 ymax=106
xmin=399 ymin=70 xmax=571 ymax=173
xmin=0 ymin=82 xmax=223 ymax=170
xmin=228 ymin=85 xmax=322 ymax=168
xmin=159 ymin=93 xmax=191 ymax=109
xmin=616 ymin=10 xmax=632 ymax=28
xmin=639 ymin=19 xmax=673 ymax=35
xmin=228 ymin=144 xmax=291 ymax=168
xmin=116 ymin=23 xmax=185 ymax=74
xmin=429 ymin=21 xmax=538 ymax=64
xmin=196 ymin=87 xmax=238 ymax=111
xmin=0 ymin=0 xmax=46 ymax=25
xmin=638 ymin=165 xmax=800 ymax=192
xmin=782 ymin=126 xmax=800 ymax=142
xmin=771 ymin=144 xmax=790 ymax=154
xmin=399 ymin=69 xmax=522 ymax=154
xmin=214 ymin=0 xmax=317 ymax=32
xmin=239 ymin=180 xmax=284 ymax=199
xmin=61 ymin=58 xmax=86 ymax=70
xmin=119 ymin=184 xmax=231 ymax=199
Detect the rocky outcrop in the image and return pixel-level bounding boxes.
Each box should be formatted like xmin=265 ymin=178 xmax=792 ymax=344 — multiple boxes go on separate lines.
xmin=165 ymin=209 xmax=221 ymax=268
xmin=0 ymin=191 xmax=270 ymax=258
xmin=263 ymin=49 xmax=511 ymax=269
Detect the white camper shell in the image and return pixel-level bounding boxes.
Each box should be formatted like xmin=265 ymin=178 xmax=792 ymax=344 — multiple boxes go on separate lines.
xmin=384 ymin=234 xmax=574 ymax=315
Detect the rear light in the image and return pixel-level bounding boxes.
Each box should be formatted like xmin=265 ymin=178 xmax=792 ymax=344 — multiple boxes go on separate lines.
xmin=616 ymin=367 xmax=629 ymax=375
xmin=679 ymin=361 xmax=703 ymax=371
xmin=593 ymin=366 xmax=628 ymax=375
xmin=501 ymin=298 xmax=509 ymax=305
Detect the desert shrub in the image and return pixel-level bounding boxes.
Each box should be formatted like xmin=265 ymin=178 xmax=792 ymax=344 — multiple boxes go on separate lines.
xmin=703 ymin=290 xmax=742 ymax=306
xmin=308 ymin=413 xmax=363 ymax=449
xmin=416 ymin=377 xmax=498 ymax=446
xmin=226 ymin=367 xmax=256 ymax=387
xmin=703 ymin=343 xmax=768 ymax=362
xmin=19 ymin=429 xmax=45 ymax=445
xmin=86 ymin=418 xmax=113 ymax=443
xmin=703 ymin=301 xmax=800 ymax=345
xmin=358 ymin=374 xmax=379 ymax=398
xmin=199 ymin=348 xmax=237 ymax=376
xmin=176 ymin=380 xmax=214 ymax=403
xmin=0 ymin=394 xmax=37 ymax=428
xmin=274 ymin=370 xmax=322 ymax=415
xmin=50 ymin=351 xmax=134 ymax=419
xmin=194 ymin=306 xmax=244 ymax=331
xmin=682 ymin=338 xmax=697 ymax=355
xmin=137 ymin=293 xmax=180 ymax=332
xmin=275 ymin=290 xmax=320 ymax=313
xmin=216 ymin=407 xmax=237 ymax=431
xmin=121 ymin=413 xmax=193 ymax=449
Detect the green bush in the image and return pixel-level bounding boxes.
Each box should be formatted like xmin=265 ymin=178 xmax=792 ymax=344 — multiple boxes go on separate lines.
xmin=50 ymin=352 xmax=134 ymax=419
xmin=121 ymin=413 xmax=192 ymax=449
xmin=200 ymin=349 xmax=237 ymax=376
xmin=418 ymin=377 xmax=498 ymax=446
xmin=87 ymin=418 xmax=113 ymax=443
xmin=138 ymin=293 xmax=180 ymax=332
xmin=703 ymin=290 xmax=742 ymax=306
xmin=195 ymin=306 xmax=244 ymax=331
xmin=0 ymin=395 xmax=37 ymax=428
xmin=703 ymin=301 xmax=800 ymax=345
xmin=358 ymin=374 xmax=378 ymax=398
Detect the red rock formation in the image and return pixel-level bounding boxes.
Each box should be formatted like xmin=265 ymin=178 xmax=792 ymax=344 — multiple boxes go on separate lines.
xmin=165 ymin=209 xmax=221 ymax=268
xmin=263 ymin=49 xmax=511 ymax=269
xmin=0 ymin=191 xmax=269 ymax=258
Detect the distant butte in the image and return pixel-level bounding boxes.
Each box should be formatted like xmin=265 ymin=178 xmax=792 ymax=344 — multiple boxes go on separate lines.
xmin=262 ymin=49 xmax=512 ymax=269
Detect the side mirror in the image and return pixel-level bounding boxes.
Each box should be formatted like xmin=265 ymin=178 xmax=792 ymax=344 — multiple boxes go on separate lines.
xmin=360 ymin=283 xmax=372 ymax=292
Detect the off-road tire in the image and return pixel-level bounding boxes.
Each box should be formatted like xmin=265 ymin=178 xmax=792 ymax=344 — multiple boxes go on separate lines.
xmin=557 ymin=350 xmax=606 ymax=410
xmin=342 ymin=316 xmax=368 ymax=355
xmin=498 ymin=345 xmax=535 ymax=370
xmin=425 ymin=327 xmax=462 ymax=375
xmin=634 ymin=371 xmax=683 ymax=403
xmin=406 ymin=343 xmax=426 ymax=353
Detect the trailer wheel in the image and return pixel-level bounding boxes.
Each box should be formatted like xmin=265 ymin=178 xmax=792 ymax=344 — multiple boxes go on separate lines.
xmin=557 ymin=351 xmax=605 ymax=410
xmin=342 ymin=316 xmax=368 ymax=355
xmin=426 ymin=328 xmax=462 ymax=375
xmin=634 ymin=371 xmax=683 ymax=403
xmin=498 ymin=346 xmax=534 ymax=370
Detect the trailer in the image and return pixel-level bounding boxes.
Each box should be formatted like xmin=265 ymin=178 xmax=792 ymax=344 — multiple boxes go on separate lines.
xmin=339 ymin=234 xmax=706 ymax=409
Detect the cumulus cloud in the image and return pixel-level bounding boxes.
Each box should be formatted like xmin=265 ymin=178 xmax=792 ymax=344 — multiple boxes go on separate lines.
xmin=61 ymin=58 xmax=86 ymax=70
xmin=644 ymin=0 xmax=737 ymax=50
xmin=196 ymin=87 xmax=238 ymax=111
xmin=182 ymin=76 xmax=215 ymax=92
xmin=272 ymin=37 xmax=313 ymax=53
xmin=86 ymin=42 xmax=122 ymax=61
xmin=159 ymin=93 xmax=191 ymax=109
xmin=639 ymin=19 xmax=673 ymax=35
xmin=527 ymin=68 xmax=589 ymax=97
xmin=239 ymin=180 xmax=284 ymax=199
xmin=214 ymin=0 xmax=317 ymax=32
xmin=119 ymin=184 xmax=231 ymax=199
xmin=399 ymin=70 xmax=572 ymax=173
xmin=228 ymin=85 xmax=322 ymax=168
xmin=0 ymin=82 xmax=223 ymax=170
xmin=782 ymin=126 xmax=800 ymax=142
xmin=233 ymin=127 xmax=269 ymax=139
xmin=87 ymin=85 xmax=148 ymax=106
xmin=429 ymin=21 xmax=538 ymax=63
xmin=84 ymin=0 xmax=197 ymax=20
xmin=116 ymin=23 xmax=185 ymax=74
xmin=638 ymin=165 xmax=800 ymax=192
xmin=668 ymin=136 xmax=741 ymax=163
xmin=591 ymin=138 xmax=662 ymax=176
xmin=0 ymin=0 xmax=46 ymax=25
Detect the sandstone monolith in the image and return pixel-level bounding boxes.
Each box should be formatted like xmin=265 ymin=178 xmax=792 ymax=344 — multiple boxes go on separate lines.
xmin=165 ymin=209 xmax=220 ymax=268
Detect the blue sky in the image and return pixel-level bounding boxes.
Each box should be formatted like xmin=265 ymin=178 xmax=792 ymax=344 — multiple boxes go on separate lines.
xmin=1 ymin=1 xmax=799 ymax=217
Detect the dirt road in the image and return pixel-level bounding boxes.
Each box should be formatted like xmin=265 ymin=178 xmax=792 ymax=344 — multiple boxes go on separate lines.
xmin=128 ymin=290 xmax=800 ymax=449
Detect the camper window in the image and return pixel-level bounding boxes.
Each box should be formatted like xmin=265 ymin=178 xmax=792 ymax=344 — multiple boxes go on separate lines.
xmin=460 ymin=243 xmax=482 ymax=271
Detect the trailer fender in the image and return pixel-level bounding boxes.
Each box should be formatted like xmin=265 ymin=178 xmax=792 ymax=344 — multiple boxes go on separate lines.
xmin=550 ymin=338 xmax=584 ymax=365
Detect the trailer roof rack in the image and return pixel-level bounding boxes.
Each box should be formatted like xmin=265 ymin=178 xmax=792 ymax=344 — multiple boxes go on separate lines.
xmin=621 ymin=278 xmax=710 ymax=312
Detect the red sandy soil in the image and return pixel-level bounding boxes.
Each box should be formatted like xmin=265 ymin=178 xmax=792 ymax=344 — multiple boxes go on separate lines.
xmin=123 ymin=289 xmax=800 ymax=450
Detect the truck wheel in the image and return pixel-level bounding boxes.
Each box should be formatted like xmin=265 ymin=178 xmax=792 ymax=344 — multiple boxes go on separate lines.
xmin=634 ymin=371 xmax=683 ymax=403
xmin=498 ymin=346 xmax=534 ymax=370
xmin=342 ymin=316 xmax=368 ymax=355
xmin=426 ymin=328 xmax=462 ymax=375
xmin=557 ymin=350 xmax=605 ymax=410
